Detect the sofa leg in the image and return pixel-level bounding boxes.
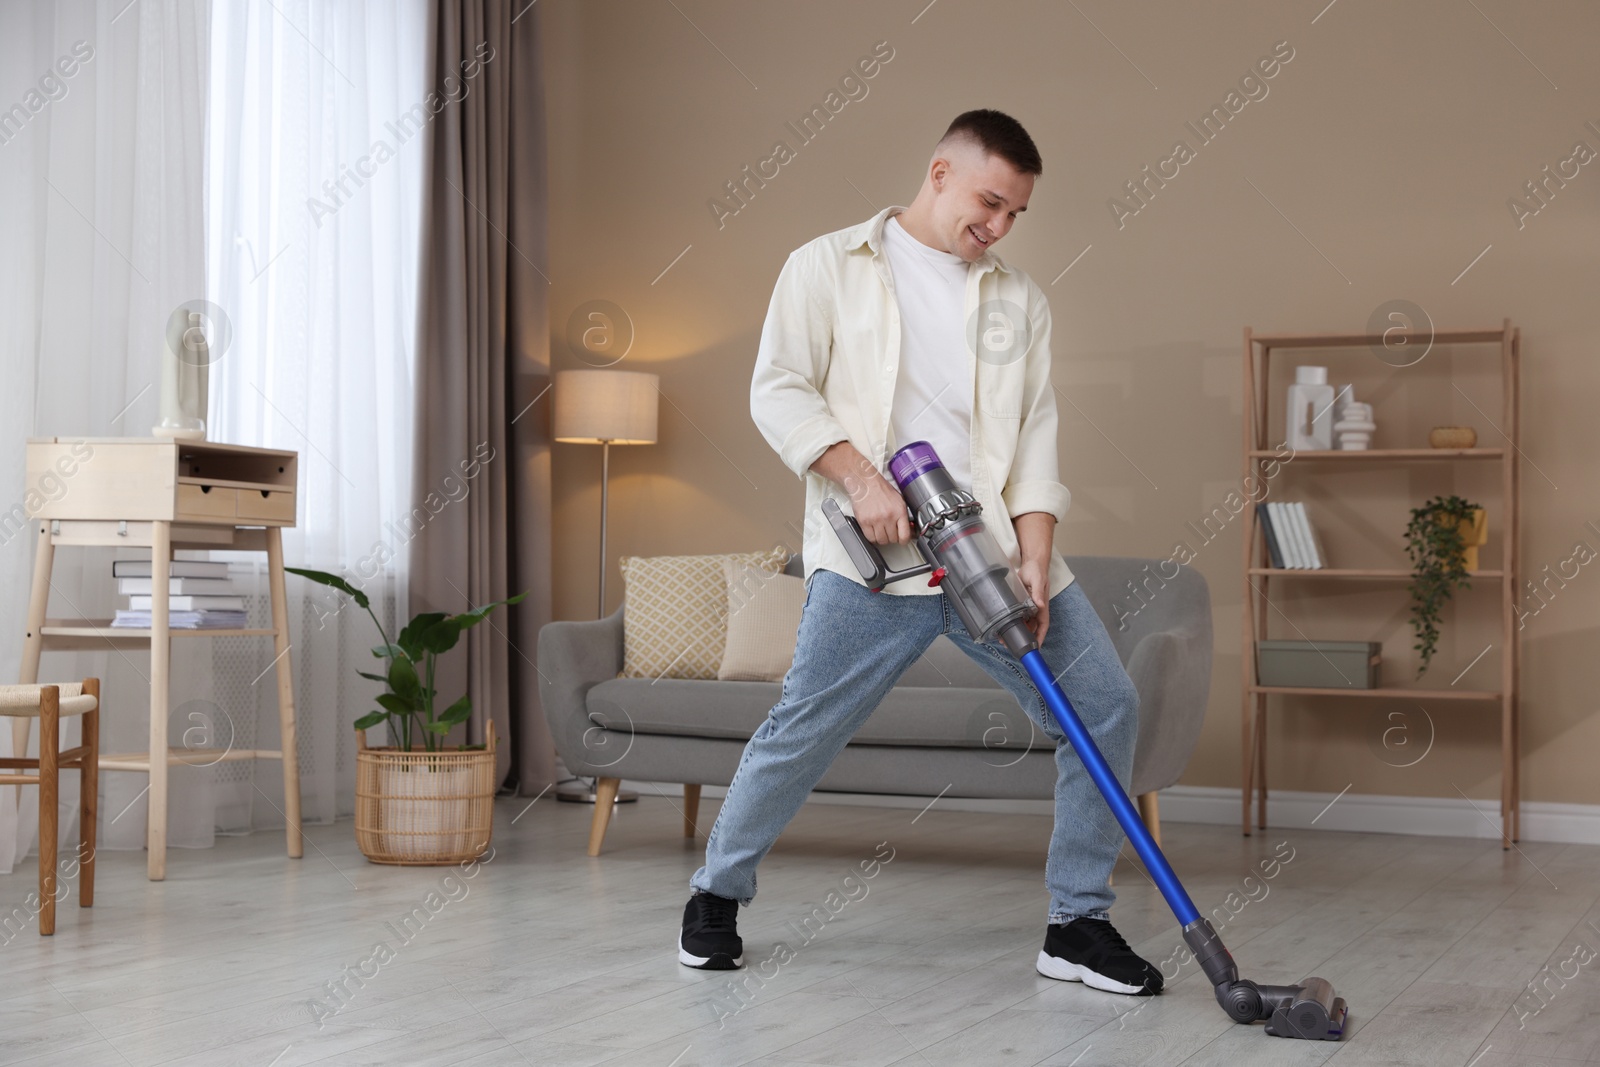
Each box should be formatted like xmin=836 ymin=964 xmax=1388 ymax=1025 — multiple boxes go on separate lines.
xmin=684 ymin=783 xmax=701 ymax=839
xmin=1137 ymin=792 xmax=1161 ymax=847
xmin=587 ymin=778 xmax=621 ymax=856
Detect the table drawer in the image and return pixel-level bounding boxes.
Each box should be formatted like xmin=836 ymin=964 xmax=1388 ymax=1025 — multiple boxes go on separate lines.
xmin=236 ymin=489 xmax=296 ymax=523
xmin=176 ymin=483 xmax=237 ymax=520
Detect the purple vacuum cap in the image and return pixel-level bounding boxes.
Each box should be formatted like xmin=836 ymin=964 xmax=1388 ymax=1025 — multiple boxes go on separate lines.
xmin=889 ymin=441 xmax=944 ymax=490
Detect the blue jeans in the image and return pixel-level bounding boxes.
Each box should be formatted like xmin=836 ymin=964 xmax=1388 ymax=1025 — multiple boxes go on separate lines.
xmin=691 ymin=568 xmax=1141 ymax=923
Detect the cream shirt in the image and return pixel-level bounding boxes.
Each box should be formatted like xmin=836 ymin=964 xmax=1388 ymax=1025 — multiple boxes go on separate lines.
xmin=750 ymin=205 xmax=1074 ymax=598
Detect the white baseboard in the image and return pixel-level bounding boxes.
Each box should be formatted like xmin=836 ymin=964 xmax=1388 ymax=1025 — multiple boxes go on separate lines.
xmin=1156 ymin=785 xmax=1600 ymax=846
xmin=615 ymin=779 xmax=1600 ymax=846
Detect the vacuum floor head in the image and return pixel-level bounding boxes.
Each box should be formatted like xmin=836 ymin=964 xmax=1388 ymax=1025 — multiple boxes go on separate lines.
xmin=1186 ymin=920 xmax=1349 ymax=1040
xmin=1262 ymin=978 xmax=1349 ymax=1041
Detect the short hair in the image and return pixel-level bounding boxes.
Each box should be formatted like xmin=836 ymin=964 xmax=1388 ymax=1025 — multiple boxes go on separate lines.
xmin=938 ymin=109 xmax=1042 ymax=176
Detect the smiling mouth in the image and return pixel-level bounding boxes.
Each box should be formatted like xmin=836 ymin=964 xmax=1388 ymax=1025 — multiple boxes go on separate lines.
xmin=969 ymin=225 xmax=991 ymax=247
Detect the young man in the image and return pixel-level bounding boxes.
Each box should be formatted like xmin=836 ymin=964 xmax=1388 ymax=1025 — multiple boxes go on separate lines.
xmin=679 ymin=110 xmax=1162 ymax=997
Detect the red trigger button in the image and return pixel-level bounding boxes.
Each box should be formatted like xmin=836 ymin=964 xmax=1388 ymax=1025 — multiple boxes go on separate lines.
xmin=928 ymin=567 xmax=947 ymax=587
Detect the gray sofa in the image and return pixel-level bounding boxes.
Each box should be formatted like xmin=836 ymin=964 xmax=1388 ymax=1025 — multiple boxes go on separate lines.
xmin=538 ymin=555 xmax=1212 ymax=855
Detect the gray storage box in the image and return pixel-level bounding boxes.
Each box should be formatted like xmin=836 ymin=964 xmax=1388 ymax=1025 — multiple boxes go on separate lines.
xmin=1257 ymin=640 xmax=1381 ymax=689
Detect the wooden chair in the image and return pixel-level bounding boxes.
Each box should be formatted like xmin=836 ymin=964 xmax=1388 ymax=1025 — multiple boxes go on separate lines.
xmin=0 ymin=680 xmax=99 ymax=935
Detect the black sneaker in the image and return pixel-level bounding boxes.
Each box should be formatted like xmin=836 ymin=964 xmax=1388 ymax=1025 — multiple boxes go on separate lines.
xmin=679 ymin=892 xmax=744 ymax=970
xmin=1036 ymin=918 xmax=1162 ymax=995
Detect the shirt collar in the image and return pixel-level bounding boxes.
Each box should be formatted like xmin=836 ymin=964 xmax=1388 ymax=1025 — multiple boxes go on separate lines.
xmin=846 ymin=205 xmax=1012 ymax=274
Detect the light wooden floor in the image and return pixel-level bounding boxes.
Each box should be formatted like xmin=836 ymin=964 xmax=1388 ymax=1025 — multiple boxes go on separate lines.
xmin=0 ymin=793 xmax=1594 ymax=1066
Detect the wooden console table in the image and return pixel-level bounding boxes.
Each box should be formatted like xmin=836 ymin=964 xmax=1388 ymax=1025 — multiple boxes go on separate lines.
xmin=19 ymin=438 xmax=303 ymax=880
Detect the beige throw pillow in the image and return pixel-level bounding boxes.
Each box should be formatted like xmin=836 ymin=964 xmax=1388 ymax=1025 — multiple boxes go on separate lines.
xmin=717 ymin=560 xmax=807 ymax=682
xmin=620 ymin=547 xmax=788 ymax=680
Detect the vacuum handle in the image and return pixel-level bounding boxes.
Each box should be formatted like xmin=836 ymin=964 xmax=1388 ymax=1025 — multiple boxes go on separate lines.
xmin=821 ymin=498 xmax=933 ymax=591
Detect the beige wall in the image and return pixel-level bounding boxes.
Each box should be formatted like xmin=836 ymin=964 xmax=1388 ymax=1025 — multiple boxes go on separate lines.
xmin=542 ymin=1 xmax=1600 ymax=807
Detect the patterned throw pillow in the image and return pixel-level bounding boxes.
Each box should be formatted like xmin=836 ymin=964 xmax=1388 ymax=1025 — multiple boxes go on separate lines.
xmin=717 ymin=560 xmax=807 ymax=682
xmin=620 ymin=547 xmax=789 ymax=680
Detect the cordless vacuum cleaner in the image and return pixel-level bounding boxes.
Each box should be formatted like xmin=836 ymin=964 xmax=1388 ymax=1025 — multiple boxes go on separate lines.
xmin=822 ymin=440 xmax=1348 ymax=1041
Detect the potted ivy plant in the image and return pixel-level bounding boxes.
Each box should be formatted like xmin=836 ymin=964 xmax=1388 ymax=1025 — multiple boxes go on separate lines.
xmin=1403 ymin=495 xmax=1485 ymax=677
xmin=286 ymin=566 xmax=525 ymax=863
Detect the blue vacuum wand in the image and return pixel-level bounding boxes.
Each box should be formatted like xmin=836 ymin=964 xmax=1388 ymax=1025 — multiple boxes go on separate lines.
xmin=822 ymin=441 xmax=1347 ymax=1040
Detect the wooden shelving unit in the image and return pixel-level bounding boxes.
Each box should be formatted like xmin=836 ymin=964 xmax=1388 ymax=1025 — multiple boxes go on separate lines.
xmin=1240 ymin=320 xmax=1521 ymax=846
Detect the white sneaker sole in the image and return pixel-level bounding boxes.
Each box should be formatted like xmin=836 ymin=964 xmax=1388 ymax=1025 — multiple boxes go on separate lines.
xmin=1035 ymin=949 xmax=1146 ymax=995
xmin=679 ymin=932 xmax=743 ymax=969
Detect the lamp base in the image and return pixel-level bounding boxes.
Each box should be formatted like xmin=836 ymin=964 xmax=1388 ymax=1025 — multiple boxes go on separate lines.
xmin=556 ymin=779 xmax=639 ymax=805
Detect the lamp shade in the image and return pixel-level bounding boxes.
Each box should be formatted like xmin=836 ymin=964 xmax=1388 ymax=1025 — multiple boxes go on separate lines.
xmin=553 ymin=369 xmax=659 ymax=444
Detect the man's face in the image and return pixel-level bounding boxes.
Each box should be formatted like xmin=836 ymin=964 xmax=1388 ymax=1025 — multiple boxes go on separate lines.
xmin=930 ymin=144 xmax=1035 ymax=261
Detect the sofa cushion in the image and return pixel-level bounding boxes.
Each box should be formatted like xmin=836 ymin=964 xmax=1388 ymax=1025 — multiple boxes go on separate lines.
xmin=717 ymin=561 xmax=806 ymax=681
xmin=619 ymin=547 xmax=788 ymax=680
xmin=586 ymin=677 xmax=1051 ymax=753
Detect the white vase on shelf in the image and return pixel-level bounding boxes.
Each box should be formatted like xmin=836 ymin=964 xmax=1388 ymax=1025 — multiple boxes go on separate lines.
xmin=1286 ymin=365 xmax=1334 ymax=450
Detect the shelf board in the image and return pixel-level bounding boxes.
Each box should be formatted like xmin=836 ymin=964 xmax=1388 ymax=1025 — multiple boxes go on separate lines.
xmin=99 ymin=747 xmax=284 ymax=772
xmin=1249 ymin=684 xmax=1500 ymax=701
xmin=1249 ymin=568 xmax=1503 ymax=579
xmin=1248 ymin=448 xmax=1504 ymax=460
xmin=1251 ymin=329 xmax=1506 ymax=348
xmin=176 ymin=475 xmax=294 ymax=493
xmin=38 ymin=619 xmax=276 ymax=648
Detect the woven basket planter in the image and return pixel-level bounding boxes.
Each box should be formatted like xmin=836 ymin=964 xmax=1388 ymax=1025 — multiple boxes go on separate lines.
xmin=355 ymin=720 xmax=496 ymax=865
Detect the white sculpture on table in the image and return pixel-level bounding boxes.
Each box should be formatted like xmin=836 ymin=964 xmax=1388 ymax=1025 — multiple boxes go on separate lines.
xmin=154 ymin=308 xmax=211 ymax=440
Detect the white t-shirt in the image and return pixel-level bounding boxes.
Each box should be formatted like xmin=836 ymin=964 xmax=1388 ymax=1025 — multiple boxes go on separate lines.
xmin=883 ymin=214 xmax=975 ymax=491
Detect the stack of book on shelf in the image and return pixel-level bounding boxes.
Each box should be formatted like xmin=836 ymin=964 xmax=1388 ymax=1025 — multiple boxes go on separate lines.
xmin=1256 ymin=501 xmax=1328 ymax=570
xmin=110 ymin=560 xmax=249 ymax=629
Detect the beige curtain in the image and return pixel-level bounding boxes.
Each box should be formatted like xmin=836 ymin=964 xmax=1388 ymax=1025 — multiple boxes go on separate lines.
xmin=412 ymin=0 xmax=555 ymax=793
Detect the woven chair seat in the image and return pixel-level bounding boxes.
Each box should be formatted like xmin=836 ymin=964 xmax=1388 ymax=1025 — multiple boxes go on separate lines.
xmin=0 ymin=684 xmax=98 ymax=718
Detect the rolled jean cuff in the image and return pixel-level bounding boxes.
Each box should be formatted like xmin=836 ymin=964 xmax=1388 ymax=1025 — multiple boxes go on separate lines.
xmin=1049 ymin=910 xmax=1111 ymax=925
xmin=690 ymin=883 xmax=754 ymax=908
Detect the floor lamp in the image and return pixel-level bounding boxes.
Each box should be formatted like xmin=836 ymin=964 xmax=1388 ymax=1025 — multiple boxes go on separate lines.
xmin=553 ymin=368 xmax=659 ymax=804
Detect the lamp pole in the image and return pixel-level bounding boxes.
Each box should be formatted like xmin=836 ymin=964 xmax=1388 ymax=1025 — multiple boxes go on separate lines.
xmin=552 ymin=368 xmax=656 ymax=805
xmin=598 ymin=439 xmax=611 ymax=617
xmin=561 ymin=436 xmax=637 ymax=805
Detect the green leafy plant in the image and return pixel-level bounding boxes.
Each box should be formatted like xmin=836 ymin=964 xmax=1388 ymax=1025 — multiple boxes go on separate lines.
xmin=1403 ymin=495 xmax=1482 ymax=677
xmin=286 ymin=567 xmax=525 ymax=752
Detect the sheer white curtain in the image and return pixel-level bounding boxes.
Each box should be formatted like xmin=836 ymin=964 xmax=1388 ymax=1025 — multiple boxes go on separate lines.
xmin=0 ymin=0 xmax=212 ymax=872
xmin=203 ymin=0 xmax=427 ymax=835
xmin=0 ymin=0 xmax=426 ymax=872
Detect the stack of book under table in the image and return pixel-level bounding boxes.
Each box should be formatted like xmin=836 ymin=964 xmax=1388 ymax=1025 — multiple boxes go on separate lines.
xmin=109 ymin=559 xmax=249 ymax=629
